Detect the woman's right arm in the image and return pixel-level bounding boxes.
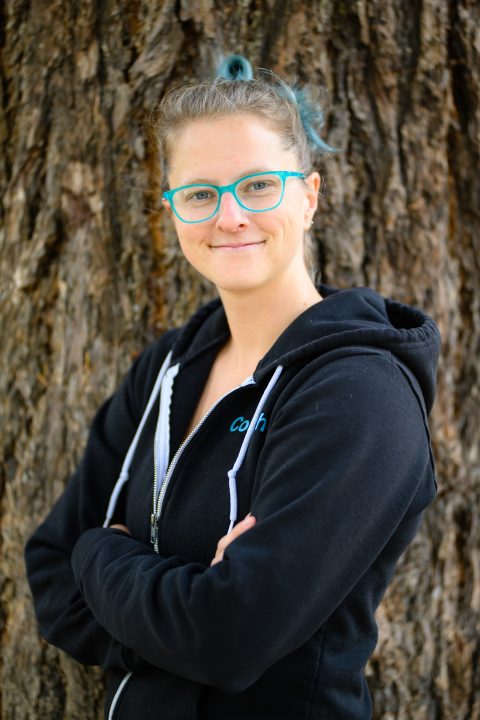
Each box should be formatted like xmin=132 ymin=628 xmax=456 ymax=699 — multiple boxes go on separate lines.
xmin=24 ymin=330 xmax=178 ymax=671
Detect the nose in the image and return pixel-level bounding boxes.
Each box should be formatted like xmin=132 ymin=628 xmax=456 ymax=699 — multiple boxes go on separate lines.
xmin=215 ymin=191 xmax=249 ymax=232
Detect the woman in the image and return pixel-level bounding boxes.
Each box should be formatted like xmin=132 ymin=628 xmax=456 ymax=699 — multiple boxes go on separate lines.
xmin=25 ymin=56 xmax=441 ymax=719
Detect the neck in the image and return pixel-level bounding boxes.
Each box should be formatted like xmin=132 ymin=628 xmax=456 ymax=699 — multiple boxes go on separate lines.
xmin=217 ymin=268 xmax=322 ymax=371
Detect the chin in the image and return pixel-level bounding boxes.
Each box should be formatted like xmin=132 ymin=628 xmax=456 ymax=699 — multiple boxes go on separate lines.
xmin=213 ymin=271 xmax=273 ymax=294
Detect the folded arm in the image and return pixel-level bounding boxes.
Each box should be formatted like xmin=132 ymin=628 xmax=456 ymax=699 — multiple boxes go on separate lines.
xmin=70 ymin=354 xmax=436 ymax=692
xmin=25 ymin=333 xmax=177 ymax=671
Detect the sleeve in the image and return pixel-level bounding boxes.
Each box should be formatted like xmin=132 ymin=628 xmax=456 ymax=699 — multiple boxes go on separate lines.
xmin=69 ymin=352 xmax=437 ymax=692
xmin=24 ymin=331 xmax=177 ymax=671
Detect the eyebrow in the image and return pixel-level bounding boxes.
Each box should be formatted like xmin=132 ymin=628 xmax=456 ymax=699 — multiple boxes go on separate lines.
xmin=178 ymin=167 xmax=280 ymax=186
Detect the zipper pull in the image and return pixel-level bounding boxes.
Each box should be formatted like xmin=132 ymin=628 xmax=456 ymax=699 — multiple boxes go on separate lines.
xmin=150 ymin=513 xmax=158 ymax=548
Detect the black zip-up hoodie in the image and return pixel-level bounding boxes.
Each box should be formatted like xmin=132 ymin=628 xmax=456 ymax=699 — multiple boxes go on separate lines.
xmin=25 ymin=284 xmax=441 ymax=720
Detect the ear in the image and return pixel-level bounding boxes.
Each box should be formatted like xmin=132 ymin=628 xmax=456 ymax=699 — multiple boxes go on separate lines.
xmin=162 ymin=197 xmax=173 ymax=217
xmin=303 ymin=171 xmax=321 ymax=229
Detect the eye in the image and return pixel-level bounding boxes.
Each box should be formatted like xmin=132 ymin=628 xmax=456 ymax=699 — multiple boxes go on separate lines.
xmin=186 ymin=190 xmax=213 ymax=201
xmin=246 ymin=180 xmax=275 ymax=192
xmin=238 ymin=174 xmax=282 ymax=195
xmin=242 ymin=179 xmax=275 ymax=195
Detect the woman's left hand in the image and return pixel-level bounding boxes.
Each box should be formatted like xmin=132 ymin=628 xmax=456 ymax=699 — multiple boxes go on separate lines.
xmin=109 ymin=523 xmax=131 ymax=535
xmin=210 ymin=514 xmax=256 ymax=566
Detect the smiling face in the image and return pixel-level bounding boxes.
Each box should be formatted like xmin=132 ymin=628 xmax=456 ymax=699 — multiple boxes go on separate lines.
xmin=163 ymin=115 xmax=320 ymax=295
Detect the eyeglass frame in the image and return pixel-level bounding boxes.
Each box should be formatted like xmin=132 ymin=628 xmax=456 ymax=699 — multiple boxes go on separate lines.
xmin=162 ymin=170 xmax=306 ymax=224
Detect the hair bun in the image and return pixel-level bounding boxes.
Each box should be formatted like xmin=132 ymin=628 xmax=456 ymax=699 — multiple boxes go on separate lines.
xmin=217 ymin=55 xmax=253 ymax=81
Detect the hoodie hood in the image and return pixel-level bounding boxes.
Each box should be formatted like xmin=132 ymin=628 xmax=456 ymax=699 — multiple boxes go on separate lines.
xmin=171 ymin=284 xmax=441 ymax=416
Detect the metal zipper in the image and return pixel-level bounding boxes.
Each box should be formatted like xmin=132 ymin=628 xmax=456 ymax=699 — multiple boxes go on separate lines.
xmin=108 ymin=671 xmax=133 ymax=720
xmin=151 ymin=375 xmax=255 ymax=552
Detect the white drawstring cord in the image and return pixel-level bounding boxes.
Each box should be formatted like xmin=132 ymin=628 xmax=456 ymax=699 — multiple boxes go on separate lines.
xmin=226 ymin=365 xmax=284 ymax=532
xmin=153 ymin=363 xmax=180 ymax=506
xmin=103 ymin=349 xmax=174 ymax=528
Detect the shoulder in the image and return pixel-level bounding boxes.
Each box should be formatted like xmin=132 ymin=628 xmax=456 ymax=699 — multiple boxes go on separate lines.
xmin=255 ymin=349 xmax=436 ymax=524
xmin=273 ymin=349 xmax=428 ymax=438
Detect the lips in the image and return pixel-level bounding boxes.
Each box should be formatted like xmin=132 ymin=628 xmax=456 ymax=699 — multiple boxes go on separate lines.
xmin=210 ymin=240 xmax=266 ymax=249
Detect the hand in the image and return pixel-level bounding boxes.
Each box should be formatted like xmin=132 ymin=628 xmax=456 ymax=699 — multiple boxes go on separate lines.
xmin=210 ymin=514 xmax=256 ymax=566
xmin=109 ymin=523 xmax=131 ymax=535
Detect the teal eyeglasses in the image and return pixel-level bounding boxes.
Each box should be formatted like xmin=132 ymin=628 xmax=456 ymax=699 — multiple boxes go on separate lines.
xmin=163 ymin=170 xmax=306 ymax=224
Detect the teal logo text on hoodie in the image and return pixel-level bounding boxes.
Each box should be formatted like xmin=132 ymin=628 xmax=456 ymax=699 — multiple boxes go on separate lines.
xmin=230 ymin=413 xmax=267 ymax=433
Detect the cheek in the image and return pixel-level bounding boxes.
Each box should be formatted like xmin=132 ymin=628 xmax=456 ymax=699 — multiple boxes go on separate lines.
xmin=266 ymin=208 xmax=304 ymax=243
xmin=178 ymin=235 xmax=195 ymax=261
xmin=176 ymin=226 xmax=209 ymax=264
xmin=175 ymin=220 xmax=196 ymax=247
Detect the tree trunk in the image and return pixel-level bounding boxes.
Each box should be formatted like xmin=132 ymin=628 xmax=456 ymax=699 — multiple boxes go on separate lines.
xmin=0 ymin=0 xmax=478 ymax=717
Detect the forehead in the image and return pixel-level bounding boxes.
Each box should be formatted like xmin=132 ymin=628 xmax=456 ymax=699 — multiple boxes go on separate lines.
xmin=167 ymin=115 xmax=297 ymax=186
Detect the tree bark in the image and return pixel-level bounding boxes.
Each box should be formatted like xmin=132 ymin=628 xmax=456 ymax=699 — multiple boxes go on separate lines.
xmin=0 ymin=0 xmax=478 ymax=717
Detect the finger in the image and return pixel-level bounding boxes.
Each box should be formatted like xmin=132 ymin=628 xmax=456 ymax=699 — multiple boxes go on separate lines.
xmin=211 ymin=516 xmax=256 ymax=566
xmin=233 ymin=513 xmax=256 ymax=535
xmin=109 ymin=523 xmax=131 ymax=535
xmin=216 ymin=515 xmax=256 ymax=551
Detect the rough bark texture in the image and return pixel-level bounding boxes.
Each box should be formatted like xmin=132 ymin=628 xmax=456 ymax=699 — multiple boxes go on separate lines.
xmin=0 ymin=1 xmax=478 ymax=718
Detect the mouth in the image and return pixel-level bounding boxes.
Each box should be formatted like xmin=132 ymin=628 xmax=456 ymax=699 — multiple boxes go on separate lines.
xmin=210 ymin=240 xmax=266 ymax=250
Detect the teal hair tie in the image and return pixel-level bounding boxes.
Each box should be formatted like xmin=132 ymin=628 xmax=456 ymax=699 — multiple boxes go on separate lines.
xmin=274 ymin=83 xmax=339 ymax=155
xmin=217 ymin=55 xmax=254 ymax=81
xmin=216 ymin=55 xmax=338 ymax=154
xmin=292 ymin=87 xmax=340 ymax=154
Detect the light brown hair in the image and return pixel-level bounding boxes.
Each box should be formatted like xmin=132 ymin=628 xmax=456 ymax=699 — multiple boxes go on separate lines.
xmin=153 ymin=78 xmax=314 ymax=180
